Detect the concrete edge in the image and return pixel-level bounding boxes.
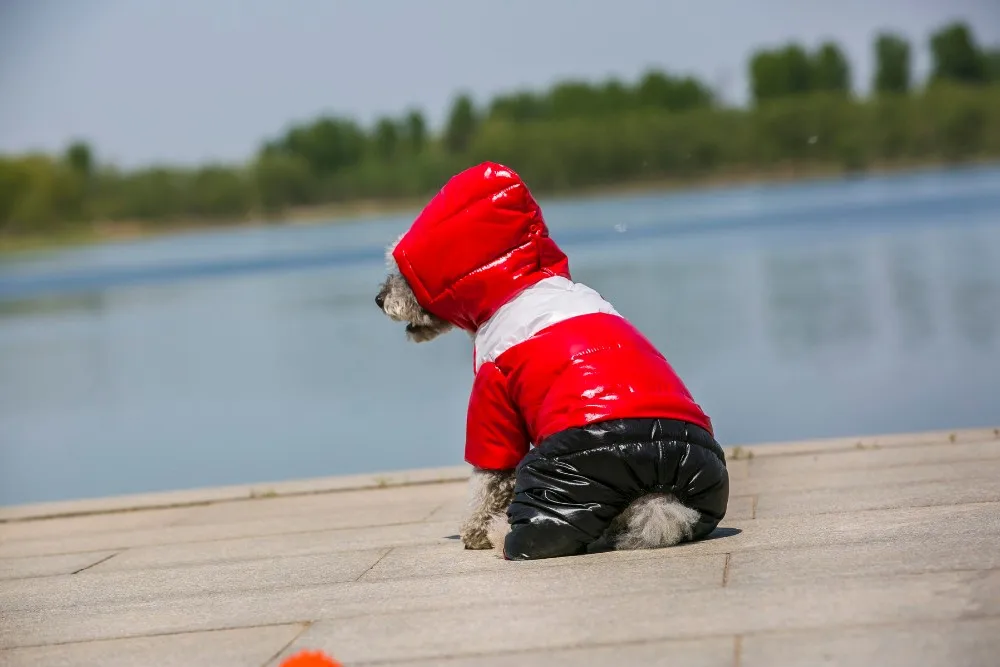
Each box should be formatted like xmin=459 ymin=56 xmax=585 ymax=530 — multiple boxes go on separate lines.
xmin=726 ymin=426 xmax=1000 ymax=459
xmin=0 ymin=465 xmax=473 ymax=523
xmin=2 ymin=426 xmax=997 ymax=522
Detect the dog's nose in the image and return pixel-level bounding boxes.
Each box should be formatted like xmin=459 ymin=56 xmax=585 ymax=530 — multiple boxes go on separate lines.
xmin=375 ymin=293 xmax=385 ymax=309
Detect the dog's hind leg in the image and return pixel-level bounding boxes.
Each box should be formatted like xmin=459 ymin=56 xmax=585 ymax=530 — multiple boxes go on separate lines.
xmin=605 ymin=493 xmax=701 ymax=551
xmin=459 ymin=467 xmax=516 ymax=550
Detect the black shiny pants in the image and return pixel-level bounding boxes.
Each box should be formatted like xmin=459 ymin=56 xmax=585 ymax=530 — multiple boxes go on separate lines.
xmin=503 ymin=418 xmax=729 ymax=561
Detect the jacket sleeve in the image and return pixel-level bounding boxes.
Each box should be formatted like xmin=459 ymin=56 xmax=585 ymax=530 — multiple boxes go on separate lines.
xmin=465 ymin=361 xmax=530 ymax=471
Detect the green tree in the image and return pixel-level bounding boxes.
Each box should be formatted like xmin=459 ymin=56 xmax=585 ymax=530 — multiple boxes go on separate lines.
xmin=187 ymin=165 xmax=250 ymax=218
xmin=0 ymin=157 xmax=28 ymax=229
xmin=110 ymin=167 xmax=188 ymax=221
xmin=548 ymin=81 xmax=603 ymax=119
xmin=2 ymin=155 xmax=87 ymax=230
xmin=750 ymin=44 xmax=814 ymax=103
xmin=373 ymin=117 xmax=399 ymax=161
xmin=597 ymin=78 xmax=634 ymax=114
xmin=637 ymin=70 xmax=673 ymax=108
xmin=812 ymin=42 xmax=851 ymax=94
xmin=636 ymin=71 xmax=713 ymax=111
xmin=873 ymin=33 xmax=911 ymax=94
xmin=930 ymin=22 xmax=987 ymax=84
xmin=444 ymin=93 xmax=478 ymax=154
xmin=252 ymin=152 xmax=315 ymax=216
xmin=489 ymin=90 xmax=549 ymax=123
xmin=64 ymin=141 xmax=94 ymax=177
xmin=984 ymin=49 xmax=1000 ymax=82
xmin=403 ymin=109 xmax=427 ymax=154
xmin=269 ymin=116 xmax=366 ymax=175
xmin=668 ymin=76 xmax=715 ymax=110
xmin=63 ymin=141 xmax=96 ymax=220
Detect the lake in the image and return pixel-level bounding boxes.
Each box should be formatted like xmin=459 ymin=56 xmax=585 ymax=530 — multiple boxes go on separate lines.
xmin=1 ymin=165 xmax=999 ymax=506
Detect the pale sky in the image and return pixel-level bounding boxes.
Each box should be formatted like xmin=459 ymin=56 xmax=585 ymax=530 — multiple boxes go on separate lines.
xmin=1 ymin=0 xmax=998 ymax=167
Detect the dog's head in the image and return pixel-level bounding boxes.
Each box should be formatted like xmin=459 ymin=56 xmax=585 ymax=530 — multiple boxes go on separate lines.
xmin=375 ymin=234 xmax=454 ymax=343
xmin=375 ymin=162 xmax=568 ymax=342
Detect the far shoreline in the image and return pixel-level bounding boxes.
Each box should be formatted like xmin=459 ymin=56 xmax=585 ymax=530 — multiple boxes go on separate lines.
xmin=2 ymin=158 xmax=996 ymax=257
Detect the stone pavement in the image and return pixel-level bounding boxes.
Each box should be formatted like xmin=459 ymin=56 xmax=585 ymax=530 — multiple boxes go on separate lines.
xmin=1 ymin=427 xmax=998 ymax=666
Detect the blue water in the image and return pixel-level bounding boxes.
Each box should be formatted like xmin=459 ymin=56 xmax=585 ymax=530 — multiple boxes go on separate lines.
xmin=2 ymin=165 xmax=999 ymax=506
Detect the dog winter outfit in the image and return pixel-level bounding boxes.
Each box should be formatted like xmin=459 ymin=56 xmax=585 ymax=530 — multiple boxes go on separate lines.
xmin=391 ymin=162 xmax=729 ymax=560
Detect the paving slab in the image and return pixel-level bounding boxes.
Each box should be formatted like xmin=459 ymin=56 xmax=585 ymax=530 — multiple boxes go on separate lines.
xmin=0 ymin=507 xmax=196 ymax=543
xmin=0 ymin=426 xmax=998 ymax=667
xmin=726 ymin=530 xmax=1000 ymax=587
xmin=268 ymin=569 xmax=999 ymax=664
xmin=0 ymin=504 xmax=440 ymax=559
xmin=359 ymin=536 xmax=729 ymax=583
xmin=735 ymin=456 xmax=999 ymax=495
xmin=730 ymin=426 xmax=1000 ymax=457
xmin=174 ymin=483 xmax=467 ymax=527
xmin=0 ymin=466 xmax=471 ymax=523
xmin=87 ymin=520 xmax=459 ymax=573
xmin=673 ymin=501 xmax=999 ymax=559
xmin=745 ymin=439 xmax=1000 ymax=477
xmin=754 ymin=476 xmax=1000 ymax=517
xmin=1 ymin=547 xmax=388 ymax=614
xmin=722 ymin=458 xmax=750 ymax=480
xmin=0 ymin=624 xmax=306 ymax=667
xmin=740 ymin=617 xmax=1000 ymax=667
xmin=0 ymin=550 xmax=117 ymax=581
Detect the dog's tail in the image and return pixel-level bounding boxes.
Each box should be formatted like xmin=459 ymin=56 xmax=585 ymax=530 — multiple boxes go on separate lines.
xmin=607 ymin=493 xmax=700 ymax=551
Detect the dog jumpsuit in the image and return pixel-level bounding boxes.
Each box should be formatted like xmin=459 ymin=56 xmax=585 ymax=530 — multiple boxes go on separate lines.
xmin=389 ymin=162 xmax=729 ymax=560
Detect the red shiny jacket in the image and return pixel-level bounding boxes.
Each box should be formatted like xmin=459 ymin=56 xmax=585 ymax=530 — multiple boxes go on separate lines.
xmin=391 ymin=162 xmax=713 ymax=470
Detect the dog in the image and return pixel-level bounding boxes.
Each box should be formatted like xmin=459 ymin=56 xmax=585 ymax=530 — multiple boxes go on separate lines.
xmin=375 ymin=162 xmax=728 ymax=560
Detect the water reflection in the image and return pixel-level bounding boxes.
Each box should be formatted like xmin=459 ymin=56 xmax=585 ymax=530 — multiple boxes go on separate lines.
xmin=758 ymin=228 xmax=1000 ymax=361
xmin=952 ymin=277 xmax=1000 ymax=349
xmin=945 ymin=232 xmax=1000 ymax=350
xmin=885 ymin=240 xmax=936 ymax=349
xmin=762 ymin=248 xmax=874 ymax=358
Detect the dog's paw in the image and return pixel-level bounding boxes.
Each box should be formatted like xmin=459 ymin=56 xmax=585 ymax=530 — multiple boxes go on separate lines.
xmin=460 ymin=513 xmax=510 ymax=556
xmin=459 ymin=522 xmax=493 ymax=550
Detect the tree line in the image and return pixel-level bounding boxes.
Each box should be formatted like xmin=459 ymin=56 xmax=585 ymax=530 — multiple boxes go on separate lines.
xmin=2 ymin=20 xmax=1000 ymax=239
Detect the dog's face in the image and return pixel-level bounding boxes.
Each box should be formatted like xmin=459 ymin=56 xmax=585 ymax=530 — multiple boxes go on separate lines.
xmin=375 ymin=271 xmax=454 ymax=343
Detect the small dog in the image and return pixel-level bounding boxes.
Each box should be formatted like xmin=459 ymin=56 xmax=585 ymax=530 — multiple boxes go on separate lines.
xmin=376 ymin=162 xmax=728 ymax=560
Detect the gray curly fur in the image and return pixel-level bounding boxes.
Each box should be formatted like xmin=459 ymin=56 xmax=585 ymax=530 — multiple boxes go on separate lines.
xmin=375 ymin=273 xmax=454 ymax=342
xmin=375 ymin=233 xmax=454 ymax=343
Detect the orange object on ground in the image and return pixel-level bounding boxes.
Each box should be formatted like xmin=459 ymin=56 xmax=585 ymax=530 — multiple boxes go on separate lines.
xmin=279 ymin=649 xmax=343 ymax=667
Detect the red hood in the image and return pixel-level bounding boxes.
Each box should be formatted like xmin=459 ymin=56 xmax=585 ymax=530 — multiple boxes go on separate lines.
xmin=391 ymin=162 xmax=571 ymax=332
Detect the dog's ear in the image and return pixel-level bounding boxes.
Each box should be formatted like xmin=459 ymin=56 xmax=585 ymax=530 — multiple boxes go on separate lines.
xmin=385 ymin=231 xmax=406 ymax=271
